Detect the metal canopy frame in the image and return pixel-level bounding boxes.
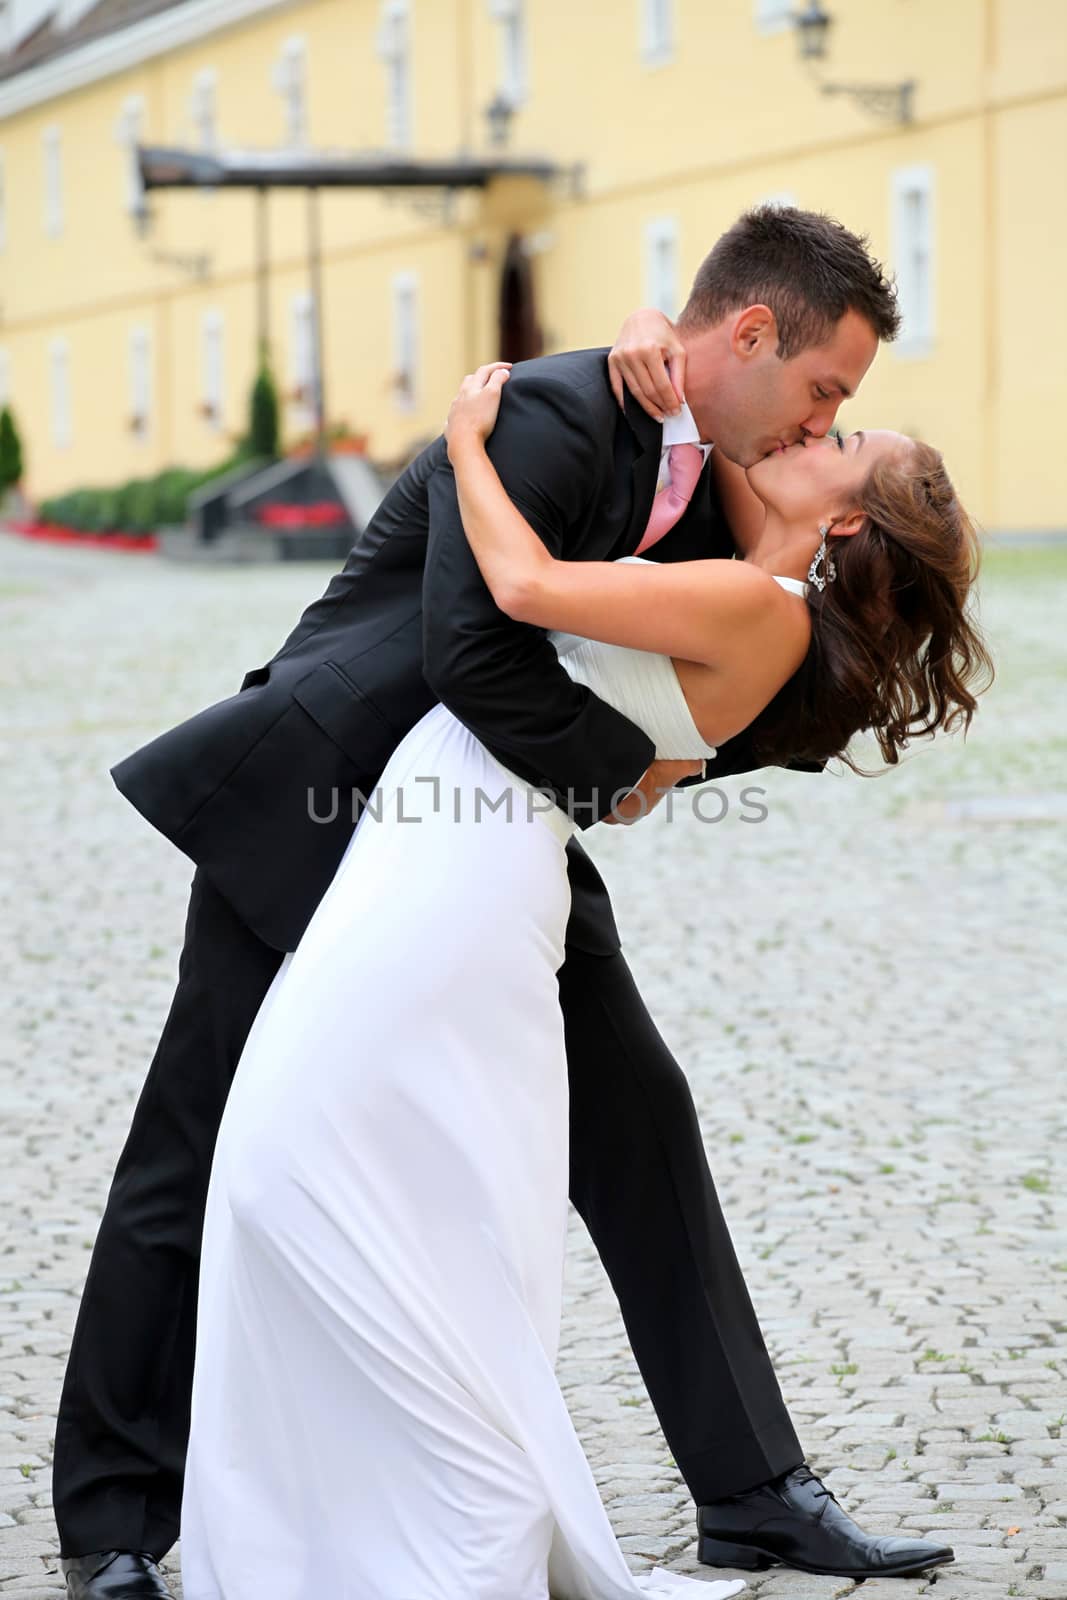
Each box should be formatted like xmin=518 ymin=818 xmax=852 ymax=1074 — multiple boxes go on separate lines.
xmin=137 ymin=145 xmax=566 ymax=192
xmin=134 ymin=143 xmax=576 ymax=451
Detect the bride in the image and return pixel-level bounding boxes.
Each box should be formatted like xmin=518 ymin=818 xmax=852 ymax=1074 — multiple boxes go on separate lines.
xmin=178 ymin=362 xmax=989 ymax=1600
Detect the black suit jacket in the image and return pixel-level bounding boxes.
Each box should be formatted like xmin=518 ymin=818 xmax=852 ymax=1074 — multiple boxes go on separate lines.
xmin=113 ymin=348 xmax=815 ymax=954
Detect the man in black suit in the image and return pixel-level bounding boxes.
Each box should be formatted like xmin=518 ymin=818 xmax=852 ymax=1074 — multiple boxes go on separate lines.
xmin=55 ymin=209 xmax=951 ymax=1599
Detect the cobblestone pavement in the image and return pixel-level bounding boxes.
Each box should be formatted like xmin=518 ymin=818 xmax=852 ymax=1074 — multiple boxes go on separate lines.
xmin=1 ymin=533 xmax=1065 ymax=1599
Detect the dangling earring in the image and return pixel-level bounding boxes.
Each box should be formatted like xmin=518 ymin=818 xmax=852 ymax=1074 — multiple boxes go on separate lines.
xmin=808 ymin=523 xmax=837 ymax=592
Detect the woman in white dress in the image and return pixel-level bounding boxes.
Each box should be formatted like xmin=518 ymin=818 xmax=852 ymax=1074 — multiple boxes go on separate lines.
xmin=179 ymin=364 xmax=990 ymax=1600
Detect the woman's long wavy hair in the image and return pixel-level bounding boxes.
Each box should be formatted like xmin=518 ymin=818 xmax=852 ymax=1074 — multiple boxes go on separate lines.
xmin=751 ymin=441 xmax=994 ymax=771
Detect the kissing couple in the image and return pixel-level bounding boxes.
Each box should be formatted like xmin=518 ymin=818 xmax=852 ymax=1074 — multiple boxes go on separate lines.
xmin=55 ymin=206 xmax=991 ymax=1600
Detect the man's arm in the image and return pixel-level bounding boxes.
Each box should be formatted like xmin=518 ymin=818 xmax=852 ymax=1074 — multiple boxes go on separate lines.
xmin=422 ymin=368 xmax=658 ymax=826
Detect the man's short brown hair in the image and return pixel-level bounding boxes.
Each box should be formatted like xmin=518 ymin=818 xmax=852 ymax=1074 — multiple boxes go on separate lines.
xmin=680 ymin=206 xmax=900 ymax=357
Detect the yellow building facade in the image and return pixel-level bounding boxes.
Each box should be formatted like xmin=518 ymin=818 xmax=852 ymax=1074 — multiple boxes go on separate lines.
xmin=0 ymin=0 xmax=1064 ymax=531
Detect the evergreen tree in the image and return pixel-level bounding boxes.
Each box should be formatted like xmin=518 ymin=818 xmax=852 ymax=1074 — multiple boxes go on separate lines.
xmin=246 ymin=358 xmax=280 ymax=460
xmin=0 ymin=405 xmax=24 ymax=492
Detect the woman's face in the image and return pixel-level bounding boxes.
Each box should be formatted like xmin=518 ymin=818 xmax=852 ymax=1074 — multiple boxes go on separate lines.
xmin=746 ymin=428 xmax=913 ymax=525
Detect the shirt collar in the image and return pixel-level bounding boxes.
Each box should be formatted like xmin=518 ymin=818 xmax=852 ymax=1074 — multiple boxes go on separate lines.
xmin=661 ymin=399 xmax=712 ymax=460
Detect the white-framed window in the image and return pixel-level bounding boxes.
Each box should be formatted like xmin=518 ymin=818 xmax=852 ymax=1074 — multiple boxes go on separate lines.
xmin=489 ymin=0 xmax=527 ymax=105
xmin=128 ymin=325 xmax=152 ymax=440
xmin=644 ymin=217 xmax=679 ymax=319
xmin=49 ymin=337 xmax=72 ymax=448
xmin=200 ymin=309 xmax=225 ymax=431
xmin=0 ymin=346 xmax=10 ymax=406
xmin=754 ymin=0 xmax=793 ymax=33
xmin=640 ymin=0 xmax=674 ymax=67
xmin=377 ymin=0 xmax=412 ymax=150
xmin=42 ymin=125 xmax=63 ymax=237
xmin=0 ymin=150 xmax=6 ymax=252
xmin=114 ymin=94 xmax=145 ymax=216
xmin=273 ymin=35 xmax=308 ymax=146
xmin=758 ymin=189 xmax=798 ymax=209
xmin=191 ymin=68 xmax=218 ymax=151
xmin=289 ymin=291 xmax=316 ymax=430
xmin=891 ymin=164 xmax=935 ymax=355
xmin=391 ymin=270 xmax=418 ymax=411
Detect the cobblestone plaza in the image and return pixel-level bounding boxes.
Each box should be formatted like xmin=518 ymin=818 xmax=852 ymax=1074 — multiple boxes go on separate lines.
xmin=1 ymin=535 xmax=1064 ymax=1598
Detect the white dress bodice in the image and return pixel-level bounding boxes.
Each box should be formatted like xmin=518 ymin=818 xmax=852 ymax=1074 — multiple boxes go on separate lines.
xmin=548 ymin=556 xmax=808 ymax=761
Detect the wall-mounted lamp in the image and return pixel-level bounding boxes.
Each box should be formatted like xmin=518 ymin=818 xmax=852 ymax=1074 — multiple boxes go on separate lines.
xmin=484 ymin=93 xmax=516 ymax=150
xmin=792 ymin=3 xmax=915 ymax=124
xmin=793 ymin=0 xmax=833 ymax=61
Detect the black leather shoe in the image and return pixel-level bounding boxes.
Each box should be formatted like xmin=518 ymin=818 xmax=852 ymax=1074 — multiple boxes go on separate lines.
xmin=698 ymin=1465 xmax=955 ymax=1578
xmin=61 ymin=1552 xmax=176 ymax=1600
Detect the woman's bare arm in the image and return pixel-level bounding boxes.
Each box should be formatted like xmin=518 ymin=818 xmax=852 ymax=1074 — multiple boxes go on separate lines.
xmin=446 ymin=409 xmax=801 ymax=674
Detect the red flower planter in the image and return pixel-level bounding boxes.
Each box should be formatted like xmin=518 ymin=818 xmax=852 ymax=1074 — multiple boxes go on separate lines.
xmin=256 ymin=501 xmax=347 ymax=528
xmin=5 ymin=518 xmax=159 ymax=552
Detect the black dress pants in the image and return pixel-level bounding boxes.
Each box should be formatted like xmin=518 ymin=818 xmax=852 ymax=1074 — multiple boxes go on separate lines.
xmin=53 ymin=869 xmax=801 ymax=1561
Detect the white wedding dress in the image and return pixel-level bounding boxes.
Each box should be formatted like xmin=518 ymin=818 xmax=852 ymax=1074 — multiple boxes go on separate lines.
xmin=180 ymin=562 xmax=805 ymax=1600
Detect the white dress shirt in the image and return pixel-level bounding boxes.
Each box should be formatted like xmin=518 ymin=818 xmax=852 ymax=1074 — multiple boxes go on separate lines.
xmin=657 ymin=399 xmax=713 ymax=492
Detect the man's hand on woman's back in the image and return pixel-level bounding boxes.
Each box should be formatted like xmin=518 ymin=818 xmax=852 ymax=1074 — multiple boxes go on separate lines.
xmin=602 ymin=758 xmax=705 ymax=825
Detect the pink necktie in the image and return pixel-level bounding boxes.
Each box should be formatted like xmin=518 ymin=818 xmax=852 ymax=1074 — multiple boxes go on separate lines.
xmin=635 ymin=443 xmax=704 ymax=555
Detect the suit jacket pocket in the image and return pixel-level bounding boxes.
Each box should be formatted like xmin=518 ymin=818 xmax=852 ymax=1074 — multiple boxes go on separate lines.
xmin=291 ymin=659 xmax=396 ymax=769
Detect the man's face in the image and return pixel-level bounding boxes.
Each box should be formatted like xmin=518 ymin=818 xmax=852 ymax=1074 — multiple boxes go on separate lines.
xmin=686 ymin=307 xmax=880 ymax=468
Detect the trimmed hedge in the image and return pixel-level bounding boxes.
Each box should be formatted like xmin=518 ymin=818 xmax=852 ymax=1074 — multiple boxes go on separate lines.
xmin=38 ymin=457 xmax=248 ymax=536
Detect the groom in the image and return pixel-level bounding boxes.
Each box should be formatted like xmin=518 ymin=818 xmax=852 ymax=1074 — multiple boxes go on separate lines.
xmin=56 ymin=208 xmax=951 ymax=1598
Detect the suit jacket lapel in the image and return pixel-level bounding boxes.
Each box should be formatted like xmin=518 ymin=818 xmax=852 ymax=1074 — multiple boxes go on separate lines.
xmin=616 ymin=390 xmax=663 ymax=555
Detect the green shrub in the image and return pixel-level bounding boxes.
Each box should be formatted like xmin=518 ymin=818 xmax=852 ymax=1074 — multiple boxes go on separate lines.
xmin=72 ymin=488 xmax=112 ymax=532
xmin=37 ymin=455 xmax=250 ymax=533
xmin=94 ymin=489 xmax=123 ymax=532
xmin=114 ymin=478 xmax=159 ymax=533
xmin=153 ymin=467 xmax=201 ymax=525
